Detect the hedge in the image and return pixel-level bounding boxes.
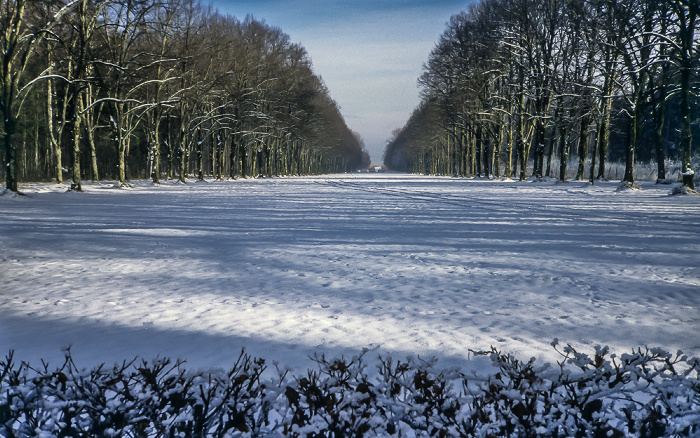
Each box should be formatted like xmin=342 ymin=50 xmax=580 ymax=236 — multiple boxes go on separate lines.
xmin=1 ymin=342 xmax=698 ymax=437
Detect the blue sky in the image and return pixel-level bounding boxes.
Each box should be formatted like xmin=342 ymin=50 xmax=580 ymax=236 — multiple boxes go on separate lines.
xmin=210 ymin=0 xmax=471 ymax=163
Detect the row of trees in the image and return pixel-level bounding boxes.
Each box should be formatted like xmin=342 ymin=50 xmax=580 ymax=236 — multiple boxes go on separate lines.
xmin=384 ymin=0 xmax=699 ymax=189
xmin=1 ymin=0 xmax=369 ymax=192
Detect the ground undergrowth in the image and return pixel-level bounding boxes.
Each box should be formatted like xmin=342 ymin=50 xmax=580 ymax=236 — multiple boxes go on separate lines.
xmin=1 ymin=343 xmax=698 ymax=437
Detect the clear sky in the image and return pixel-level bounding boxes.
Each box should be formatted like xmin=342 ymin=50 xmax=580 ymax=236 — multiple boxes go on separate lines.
xmin=209 ymin=0 xmax=471 ymax=163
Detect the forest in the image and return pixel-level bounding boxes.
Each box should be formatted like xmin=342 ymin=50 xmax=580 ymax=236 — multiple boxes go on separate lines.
xmin=0 ymin=0 xmax=370 ymax=193
xmin=383 ymin=0 xmax=699 ymax=190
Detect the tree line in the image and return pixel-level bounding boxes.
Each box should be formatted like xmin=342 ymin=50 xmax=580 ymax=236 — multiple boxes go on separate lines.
xmin=384 ymin=0 xmax=699 ymax=190
xmin=1 ymin=0 xmax=370 ymax=192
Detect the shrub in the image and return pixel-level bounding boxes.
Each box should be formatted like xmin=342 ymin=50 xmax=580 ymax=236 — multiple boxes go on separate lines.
xmin=1 ymin=343 xmax=698 ymax=437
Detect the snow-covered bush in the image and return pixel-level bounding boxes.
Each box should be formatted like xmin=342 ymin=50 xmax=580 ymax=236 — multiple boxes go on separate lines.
xmin=460 ymin=343 xmax=700 ymax=437
xmin=1 ymin=344 xmax=698 ymax=437
xmin=0 ymin=350 xmax=271 ymax=437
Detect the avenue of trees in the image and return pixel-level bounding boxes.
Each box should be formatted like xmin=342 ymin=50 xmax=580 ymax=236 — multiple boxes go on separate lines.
xmin=384 ymin=0 xmax=699 ymax=190
xmin=1 ymin=0 xmax=370 ymax=192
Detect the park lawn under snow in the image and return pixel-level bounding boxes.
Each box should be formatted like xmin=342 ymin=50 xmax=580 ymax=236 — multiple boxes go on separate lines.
xmin=1 ymin=173 xmax=699 ymax=375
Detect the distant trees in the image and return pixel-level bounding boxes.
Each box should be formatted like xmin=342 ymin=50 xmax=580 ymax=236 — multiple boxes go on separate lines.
xmin=0 ymin=0 xmax=368 ymax=192
xmin=384 ymin=0 xmax=699 ymax=189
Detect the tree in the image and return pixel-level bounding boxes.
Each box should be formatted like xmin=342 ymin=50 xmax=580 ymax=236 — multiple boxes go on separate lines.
xmin=669 ymin=0 xmax=698 ymax=189
xmin=2 ymin=0 xmax=368 ymax=185
xmin=1 ymin=0 xmax=81 ymax=192
xmin=385 ymin=0 xmax=698 ymax=188
xmin=618 ymin=0 xmax=657 ymax=186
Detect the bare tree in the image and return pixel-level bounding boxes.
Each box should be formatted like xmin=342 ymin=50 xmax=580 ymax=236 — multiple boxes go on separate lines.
xmin=669 ymin=0 xmax=698 ymax=189
xmin=1 ymin=0 xmax=82 ymax=192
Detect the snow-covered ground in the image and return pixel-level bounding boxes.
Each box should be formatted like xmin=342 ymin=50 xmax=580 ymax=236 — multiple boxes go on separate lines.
xmin=1 ymin=174 xmax=699 ymax=374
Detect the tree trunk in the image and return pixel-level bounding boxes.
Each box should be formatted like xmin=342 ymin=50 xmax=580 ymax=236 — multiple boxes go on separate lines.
xmin=533 ymin=121 xmax=545 ymax=179
xmin=652 ymin=23 xmax=670 ymax=183
xmin=543 ymin=103 xmax=557 ymax=179
xmin=494 ymin=123 xmax=502 ymax=179
xmin=265 ymin=141 xmax=272 ymax=178
xmin=115 ymin=102 xmax=128 ymax=185
xmin=516 ymin=114 xmax=526 ymax=181
xmin=588 ymin=121 xmax=598 ymax=184
xmin=33 ymin=93 xmax=39 ymax=178
xmin=475 ymin=126 xmax=483 ymax=177
xmin=679 ymin=64 xmax=694 ymax=189
xmin=179 ymin=116 xmax=187 ymax=183
xmin=168 ymin=121 xmax=175 ymax=180
xmin=624 ymin=75 xmax=646 ymax=185
xmin=71 ymin=93 xmax=83 ymax=191
xmin=576 ymin=113 xmax=588 ymax=181
xmin=596 ymin=66 xmax=616 ymax=181
xmin=654 ymin=124 xmax=667 ymax=182
xmin=545 ymin=125 xmax=555 ymax=178
xmin=240 ymin=142 xmax=248 ymax=178
xmin=3 ymin=117 xmax=18 ymax=192
xmin=47 ymin=77 xmax=63 ymax=184
xmin=596 ymin=91 xmax=613 ymax=181
xmin=652 ymin=73 xmax=667 ymax=183
xmin=231 ymin=137 xmax=238 ymax=178
xmin=678 ymin=2 xmax=696 ymax=189
xmin=558 ymin=124 xmax=569 ymax=182
xmin=118 ymin=135 xmax=127 ymax=185
xmin=151 ymin=129 xmax=161 ymax=184
xmin=196 ymin=131 xmax=204 ymax=181
xmin=150 ymin=113 xmax=162 ymax=184
xmin=83 ymin=92 xmax=99 ymax=181
xmin=460 ymin=129 xmax=468 ymax=177
xmin=483 ymin=137 xmax=490 ymax=177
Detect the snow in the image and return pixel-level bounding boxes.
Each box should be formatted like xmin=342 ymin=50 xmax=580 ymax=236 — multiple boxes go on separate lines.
xmin=1 ymin=173 xmax=699 ymax=374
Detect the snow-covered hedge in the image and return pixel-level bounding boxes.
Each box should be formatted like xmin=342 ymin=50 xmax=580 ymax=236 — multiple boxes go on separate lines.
xmin=1 ymin=343 xmax=698 ymax=437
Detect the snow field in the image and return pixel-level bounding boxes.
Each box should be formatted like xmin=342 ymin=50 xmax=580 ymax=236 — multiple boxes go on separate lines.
xmin=1 ymin=173 xmax=699 ymax=374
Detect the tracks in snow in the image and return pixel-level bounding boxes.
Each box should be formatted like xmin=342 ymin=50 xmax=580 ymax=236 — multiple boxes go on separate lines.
xmin=318 ymin=178 xmax=696 ymax=229
xmin=318 ymin=178 xmax=593 ymax=222
xmin=320 ymin=178 xmax=533 ymax=211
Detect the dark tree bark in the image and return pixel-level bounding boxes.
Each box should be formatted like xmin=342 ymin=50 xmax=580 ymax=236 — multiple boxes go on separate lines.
xmin=671 ymin=0 xmax=697 ymax=189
